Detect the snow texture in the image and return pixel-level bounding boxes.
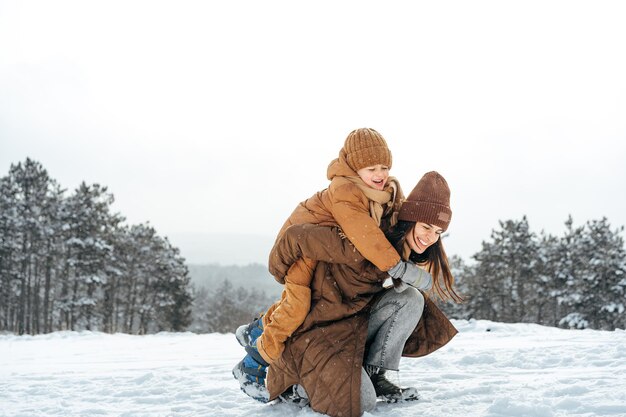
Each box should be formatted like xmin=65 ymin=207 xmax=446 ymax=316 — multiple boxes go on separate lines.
xmin=2 ymin=320 xmax=626 ymax=417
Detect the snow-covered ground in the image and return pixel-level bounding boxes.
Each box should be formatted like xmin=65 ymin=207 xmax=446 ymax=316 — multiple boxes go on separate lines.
xmin=1 ymin=320 xmax=625 ymax=417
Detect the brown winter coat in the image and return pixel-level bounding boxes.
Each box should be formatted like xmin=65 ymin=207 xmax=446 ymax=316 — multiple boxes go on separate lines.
xmin=257 ymin=156 xmax=403 ymax=364
xmin=265 ymin=224 xmax=458 ymax=417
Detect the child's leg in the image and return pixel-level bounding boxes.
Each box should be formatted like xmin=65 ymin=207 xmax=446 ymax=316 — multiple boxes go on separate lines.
xmin=261 ymin=292 xmax=286 ymax=328
xmin=232 ymin=355 xmax=270 ymax=403
xmin=257 ymin=257 xmax=317 ymax=364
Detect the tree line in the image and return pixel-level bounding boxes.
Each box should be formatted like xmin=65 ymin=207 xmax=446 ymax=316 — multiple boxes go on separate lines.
xmin=0 ymin=159 xmax=192 ymax=335
xmin=188 ymin=215 xmax=626 ymax=334
xmin=3 ymin=159 xmax=624 ymax=335
xmin=443 ymin=216 xmax=626 ymax=331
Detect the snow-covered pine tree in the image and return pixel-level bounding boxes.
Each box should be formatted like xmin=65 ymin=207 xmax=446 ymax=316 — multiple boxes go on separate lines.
xmin=457 ymin=252 xmax=498 ymax=322
xmin=0 ymin=171 xmax=20 ymax=332
xmin=37 ymin=177 xmax=65 ymax=334
xmin=559 ymin=218 xmax=626 ymax=330
xmin=60 ymin=182 xmax=122 ymax=331
xmin=438 ymin=255 xmax=471 ymax=319
xmin=115 ymin=223 xmax=159 ymax=334
xmin=150 ymin=237 xmax=192 ymax=333
xmin=470 ymin=217 xmax=541 ymax=323
xmin=536 ymin=230 xmax=567 ymax=327
xmin=1 ymin=159 xmax=65 ymax=335
xmin=543 ymin=216 xmax=585 ymax=329
xmin=106 ymin=223 xmax=193 ymax=334
xmin=1 ymin=159 xmax=195 ymax=335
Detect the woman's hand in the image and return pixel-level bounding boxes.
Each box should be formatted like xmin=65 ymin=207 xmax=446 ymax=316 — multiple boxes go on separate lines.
xmin=387 ymin=260 xmax=433 ymax=291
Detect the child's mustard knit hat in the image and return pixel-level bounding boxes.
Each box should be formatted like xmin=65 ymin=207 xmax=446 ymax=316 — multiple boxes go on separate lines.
xmin=340 ymin=128 xmax=392 ymax=172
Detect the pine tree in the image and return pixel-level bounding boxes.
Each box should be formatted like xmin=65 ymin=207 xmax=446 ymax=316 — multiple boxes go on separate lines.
xmin=559 ymin=218 xmax=626 ymax=330
xmin=471 ymin=217 xmax=540 ymax=323
xmin=150 ymin=237 xmax=193 ymax=333
xmin=438 ymin=255 xmax=471 ymax=319
xmin=2 ymin=159 xmax=65 ymax=334
xmin=60 ymin=183 xmax=121 ymax=331
xmin=536 ymin=230 xmax=566 ymax=326
xmin=0 ymin=173 xmax=20 ymax=331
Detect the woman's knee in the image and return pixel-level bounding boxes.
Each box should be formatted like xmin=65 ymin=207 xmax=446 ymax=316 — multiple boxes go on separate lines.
xmin=371 ymin=287 xmax=425 ymax=333
xmin=393 ymin=287 xmax=425 ymax=331
xmin=396 ymin=286 xmax=425 ymax=316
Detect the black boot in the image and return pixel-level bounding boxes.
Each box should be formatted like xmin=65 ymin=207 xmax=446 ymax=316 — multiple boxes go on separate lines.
xmin=278 ymin=384 xmax=310 ymax=407
xmin=369 ymin=368 xmax=419 ymax=403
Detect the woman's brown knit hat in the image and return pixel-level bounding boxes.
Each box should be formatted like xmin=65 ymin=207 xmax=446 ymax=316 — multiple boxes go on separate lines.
xmin=398 ymin=171 xmax=452 ymax=231
xmin=339 ymin=128 xmax=392 ymax=172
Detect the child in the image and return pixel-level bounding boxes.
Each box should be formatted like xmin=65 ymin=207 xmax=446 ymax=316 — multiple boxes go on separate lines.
xmin=235 ymin=128 xmax=431 ymax=374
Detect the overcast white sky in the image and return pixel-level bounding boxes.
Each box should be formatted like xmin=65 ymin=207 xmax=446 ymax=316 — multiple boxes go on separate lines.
xmin=1 ymin=1 xmax=625 ymax=264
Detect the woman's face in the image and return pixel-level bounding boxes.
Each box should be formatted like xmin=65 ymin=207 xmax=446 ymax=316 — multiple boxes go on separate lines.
xmin=407 ymin=222 xmax=444 ymax=254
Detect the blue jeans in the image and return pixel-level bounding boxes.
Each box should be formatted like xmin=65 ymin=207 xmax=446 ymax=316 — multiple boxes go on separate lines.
xmin=360 ymin=287 xmax=425 ymax=412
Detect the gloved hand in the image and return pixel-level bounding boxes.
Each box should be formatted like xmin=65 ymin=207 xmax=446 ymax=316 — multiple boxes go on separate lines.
xmin=392 ymin=278 xmax=410 ymax=293
xmin=382 ymin=276 xmax=411 ymax=293
xmin=387 ymin=260 xmax=433 ymax=291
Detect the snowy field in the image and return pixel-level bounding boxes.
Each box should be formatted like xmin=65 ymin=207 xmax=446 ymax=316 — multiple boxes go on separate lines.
xmin=1 ymin=321 xmax=625 ymax=417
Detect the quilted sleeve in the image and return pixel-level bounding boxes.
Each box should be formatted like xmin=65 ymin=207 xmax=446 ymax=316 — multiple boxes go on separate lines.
xmin=328 ymin=182 xmax=400 ymax=272
xmin=268 ymin=223 xmax=368 ymax=282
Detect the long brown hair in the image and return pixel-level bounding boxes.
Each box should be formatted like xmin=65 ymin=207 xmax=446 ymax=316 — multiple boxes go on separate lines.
xmin=386 ymin=221 xmax=463 ymax=303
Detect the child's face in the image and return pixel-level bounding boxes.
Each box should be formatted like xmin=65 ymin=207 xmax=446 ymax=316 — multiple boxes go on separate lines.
xmin=356 ymin=164 xmax=390 ymax=191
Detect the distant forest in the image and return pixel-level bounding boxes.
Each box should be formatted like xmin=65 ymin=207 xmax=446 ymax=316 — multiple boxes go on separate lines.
xmin=2 ymin=159 xmax=625 ymax=336
xmin=187 ymin=264 xmax=278 ymax=334
xmin=187 ymin=263 xmax=281 ymax=299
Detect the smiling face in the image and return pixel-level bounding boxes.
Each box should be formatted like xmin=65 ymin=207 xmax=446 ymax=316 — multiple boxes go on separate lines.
xmin=407 ymin=222 xmax=444 ymax=254
xmin=356 ymin=164 xmax=390 ymax=191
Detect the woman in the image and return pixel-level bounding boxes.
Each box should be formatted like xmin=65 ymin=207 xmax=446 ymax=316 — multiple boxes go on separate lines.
xmin=234 ymin=171 xmax=462 ymax=417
